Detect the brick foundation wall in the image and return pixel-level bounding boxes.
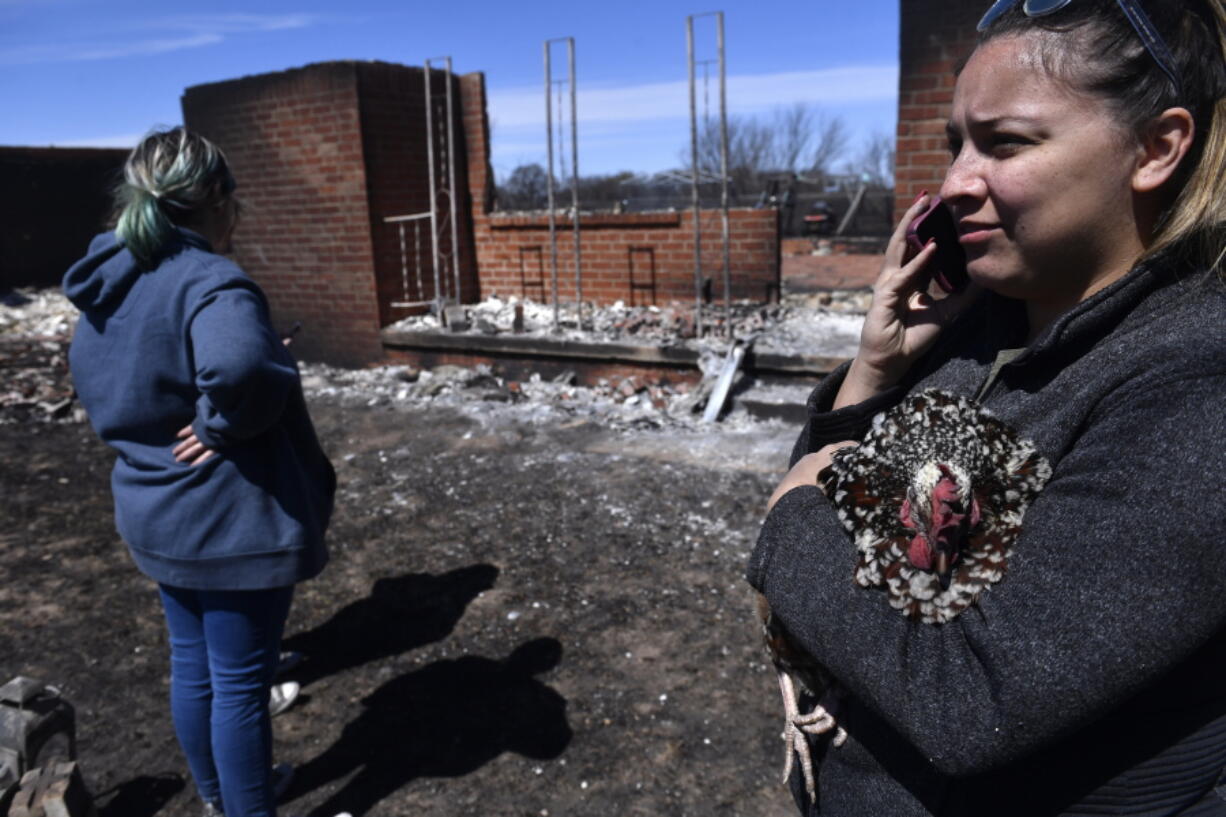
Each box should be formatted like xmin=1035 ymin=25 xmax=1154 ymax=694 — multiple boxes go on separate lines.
xmin=783 ymin=254 xmax=883 ymax=291
xmin=183 ymin=63 xmax=384 ymax=367
xmin=1 ymin=147 xmax=128 ymax=290
xmin=893 ymin=0 xmax=981 ymax=222
xmin=471 ymin=209 xmax=779 ymax=305
xmin=384 ymin=347 xmax=702 ymax=389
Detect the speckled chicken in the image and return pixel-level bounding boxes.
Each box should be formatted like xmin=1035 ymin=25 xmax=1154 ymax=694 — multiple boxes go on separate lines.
xmin=758 ymin=388 xmax=1051 ymax=799
xmin=819 ymin=388 xmax=1052 ymax=624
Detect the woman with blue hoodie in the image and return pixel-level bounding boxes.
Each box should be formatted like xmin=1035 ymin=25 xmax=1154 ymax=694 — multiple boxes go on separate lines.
xmin=63 ymin=127 xmax=336 ymax=817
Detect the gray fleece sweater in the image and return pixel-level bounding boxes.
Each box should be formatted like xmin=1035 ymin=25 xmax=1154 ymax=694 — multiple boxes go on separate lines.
xmin=748 ymin=257 xmax=1226 ymax=816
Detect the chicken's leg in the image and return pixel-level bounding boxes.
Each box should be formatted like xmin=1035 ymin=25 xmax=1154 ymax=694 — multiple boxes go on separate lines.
xmin=776 ymin=671 xmax=847 ymax=801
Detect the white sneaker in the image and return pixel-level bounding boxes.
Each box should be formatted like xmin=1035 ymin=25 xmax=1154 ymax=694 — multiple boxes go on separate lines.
xmin=269 ymin=681 xmax=300 ymax=717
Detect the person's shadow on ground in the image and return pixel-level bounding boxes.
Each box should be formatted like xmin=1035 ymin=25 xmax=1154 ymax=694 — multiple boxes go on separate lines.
xmin=281 ymin=563 xmax=499 ymax=687
xmin=95 ymin=772 xmax=184 ymax=817
xmin=288 ymin=637 xmax=572 ymax=817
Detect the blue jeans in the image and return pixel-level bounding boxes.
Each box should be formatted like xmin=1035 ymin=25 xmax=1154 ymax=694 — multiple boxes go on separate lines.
xmin=159 ymin=584 xmax=294 ymax=817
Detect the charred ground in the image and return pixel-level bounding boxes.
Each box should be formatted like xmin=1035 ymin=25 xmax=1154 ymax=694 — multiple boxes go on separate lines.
xmin=1 ymin=388 xmax=803 ymax=816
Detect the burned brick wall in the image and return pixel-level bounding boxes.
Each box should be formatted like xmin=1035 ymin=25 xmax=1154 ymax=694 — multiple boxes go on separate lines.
xmin=456 ymin=68 xmax=779 ymax=307
xmin=471 ymin=211 xmax=779 ymax=305
xmin=182 ymin=62 xmax=384 ymax=368
xmin=0 ymin=147 xmax=128 ymax=290
xmin=181 ymin=56 xmax=779 ymax=366
xmin=182 ymin=61 xmax=487 ymax=365
xmin=357 ymin=63 xmax=479 ymax=328
xmin=894 ymin=0 xmax=981 ymax=222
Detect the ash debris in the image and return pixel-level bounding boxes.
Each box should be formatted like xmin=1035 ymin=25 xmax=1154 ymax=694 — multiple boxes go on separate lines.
xmin=0 ymin=289 xmax=76 ymax=338
xmin=1 ymin=288 xmax=857 ymax=430
xmin=0 ymin=290 xmax=80 ymax=425
xmin=299 ymin=360 xmax=781 ymax=434
xmin=387 ymin=292 xmax=868 ymax=360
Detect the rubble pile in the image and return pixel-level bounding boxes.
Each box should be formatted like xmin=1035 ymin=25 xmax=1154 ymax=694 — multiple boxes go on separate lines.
xmin=387 ymin=292 xmax=867 ymax=360
xmin=298 ymin=360 xmax=779 ymax=433
xmin=0 ymin=291 xmax=81 ymax=425
xmin=0 ymin=290 xmax=77 ymax=338
xmin=0 ymin=288 xmax=852 ymax=429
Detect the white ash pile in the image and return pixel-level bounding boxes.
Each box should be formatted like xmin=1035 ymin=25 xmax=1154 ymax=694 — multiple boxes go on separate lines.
xmin=0 ymin=290 xmax=81 ymax=425
xmin=1 ymin=288 xmax=837 ymax=431
xmin=0 ymin=290 xmax=77 ymax=339
xmin=387 ymin=293 xmax=867 ymax=360
xmin=299 ymin=360 xmax=784 ymax=433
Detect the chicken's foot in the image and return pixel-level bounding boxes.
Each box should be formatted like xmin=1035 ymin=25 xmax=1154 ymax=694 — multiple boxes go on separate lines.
xmin=776 ymin=671 xmax=847 ymax=802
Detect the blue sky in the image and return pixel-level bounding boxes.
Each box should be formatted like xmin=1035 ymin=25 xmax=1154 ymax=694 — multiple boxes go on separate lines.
xmin=0 ymin=0 xmax=900 ymax=181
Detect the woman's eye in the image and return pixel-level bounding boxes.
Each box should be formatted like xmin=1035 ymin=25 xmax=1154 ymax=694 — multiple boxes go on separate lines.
xmin=990 ymin=135 xmax=1029 ymax=155
xmin=946 ymin=139 xmax=963 ymax=159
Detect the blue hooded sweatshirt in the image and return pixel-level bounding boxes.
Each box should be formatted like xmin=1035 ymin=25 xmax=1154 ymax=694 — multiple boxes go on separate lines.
xmin=64 ymin=230 xmax=334 ymax=590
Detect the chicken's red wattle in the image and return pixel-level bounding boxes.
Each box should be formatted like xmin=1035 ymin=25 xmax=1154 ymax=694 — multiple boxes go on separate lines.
xmin=900 ymin=469 xmax=980 ymax=572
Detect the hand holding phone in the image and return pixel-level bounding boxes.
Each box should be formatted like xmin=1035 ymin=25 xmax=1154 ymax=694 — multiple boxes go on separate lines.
xmin=905 ymin=196 xmax=969 ymax=294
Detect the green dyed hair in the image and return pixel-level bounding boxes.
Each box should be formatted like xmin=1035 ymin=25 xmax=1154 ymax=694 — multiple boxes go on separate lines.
xmin=114 ymin=127 xmax=236 ymax=267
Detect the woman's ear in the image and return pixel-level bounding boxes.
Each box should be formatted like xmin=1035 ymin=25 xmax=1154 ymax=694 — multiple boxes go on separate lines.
xmin=1133 ymin=107 xmax=1195 ymax=193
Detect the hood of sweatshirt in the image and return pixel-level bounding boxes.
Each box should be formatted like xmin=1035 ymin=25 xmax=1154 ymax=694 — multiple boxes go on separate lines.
xmin=63 ymin=230 xmax=211 ymax=312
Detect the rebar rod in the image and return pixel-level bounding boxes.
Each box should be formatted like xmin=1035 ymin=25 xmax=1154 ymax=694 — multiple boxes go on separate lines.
xmin=444 ymin=57 xmax=461 ymax=304
xmin=423 ymin=62 xmax=443 ymax=314
xmin=687 ymin=15 xmax=703 ymax=338
xmin=414 ymin=220 xmax=423 ymax=300
xmin=717 ymin=12 xmax=731 ymax=337
xmin=544 ymin=41 xmax=560 ymax=332
xmin=383 ymin=212 xmax=432 ymax=302
xmin=397 ymin=223 xmax=408 ymax=302
xmin=568 ymin=37 xmax=582 ymax=328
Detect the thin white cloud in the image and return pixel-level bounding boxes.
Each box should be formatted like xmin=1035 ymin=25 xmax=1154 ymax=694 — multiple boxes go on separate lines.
xmin=489 ymin=65 xmax=897 ymax=128
xmin=0 ymin=13 xmax=320 ymax=65
xmin=51 ymin=133 xmax=144 ymax=148
xmin=0 ymin=34 xmax=219 ymax=64
xmin=139 ymin=14 xmax=319 ymax=34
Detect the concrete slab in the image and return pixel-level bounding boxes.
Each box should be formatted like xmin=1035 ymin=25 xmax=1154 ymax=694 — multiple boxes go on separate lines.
xmin=380 ymin=328 xmax=847 ymax=378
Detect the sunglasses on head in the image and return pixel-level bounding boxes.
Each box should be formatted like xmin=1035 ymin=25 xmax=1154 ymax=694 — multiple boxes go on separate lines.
xmin=977 ymin=0 xmax=1182 ymax=96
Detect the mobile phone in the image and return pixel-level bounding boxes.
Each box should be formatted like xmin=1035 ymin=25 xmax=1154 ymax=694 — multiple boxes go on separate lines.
xmin=906 ymin=196 xmax=969 ymax=294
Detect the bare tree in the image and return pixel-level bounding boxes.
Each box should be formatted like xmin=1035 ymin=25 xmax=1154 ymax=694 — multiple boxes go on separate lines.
xmin=845 ymin=131 xmax=896 ymax=188
xmin=770 ymin=103 xmax=815 ymax=172
xmin=690 ymin=115 xmax=770 ymax=192
xmin=767 ymin=104 xmax=849 ymax=178
xmin=497 ymin=163 xmax=551 ymax=211
xmin=681 ymin=103 xmax=850 ymax=195
xmin=806 ymin=114 xmax=850 ymax=178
